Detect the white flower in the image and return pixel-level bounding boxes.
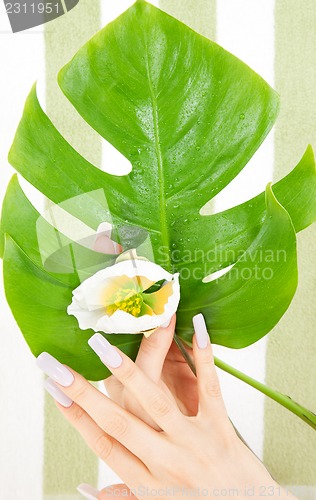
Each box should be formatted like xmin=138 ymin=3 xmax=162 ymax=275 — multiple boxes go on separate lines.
xmin=67 ymin=250 xmax=180 ymax=337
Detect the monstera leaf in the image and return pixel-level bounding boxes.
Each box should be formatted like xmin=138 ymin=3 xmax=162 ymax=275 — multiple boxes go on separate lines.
xmin=2 ymin=0 xmax=316 ymax=380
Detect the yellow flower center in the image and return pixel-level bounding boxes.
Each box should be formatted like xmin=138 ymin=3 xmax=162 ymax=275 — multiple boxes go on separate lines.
xmin=106 ymin=287 xmax=143 ymax=317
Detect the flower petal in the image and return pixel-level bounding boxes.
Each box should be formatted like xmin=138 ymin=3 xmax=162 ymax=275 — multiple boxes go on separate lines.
xmin=95 ymin=309 xmax=160 ymax=334
xmin=67 ymin=297 xmax=104 ymax=331
xmin=73 ymin=259 xmax=173 ymax=310
xmin=95 ymin=273 xmax=180 ymax=334
xmin=143 ymin=281 xmax=174 ymax=314
xmin=68 ymin=254 xmax=180 ymax=335
xmin=140 ymin=302 xmax=155 ymax=316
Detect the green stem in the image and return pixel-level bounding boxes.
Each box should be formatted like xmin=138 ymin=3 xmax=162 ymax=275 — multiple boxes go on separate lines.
xmin=173 ymin=334 xmax=316 ymax=431
xmin=214 ymin=356 xmax=316 ymax=431
xmin=173 ymin=334 xmax=196 ymax=375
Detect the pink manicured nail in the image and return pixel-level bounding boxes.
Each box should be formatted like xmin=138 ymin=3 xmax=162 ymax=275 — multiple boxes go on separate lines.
xmin=44 ymin=378 xmax=73 ymax=408
xmin=88 ymin=333 xmax=123 ymax=368
xmin=193 ymin=314 xmax=210 ymax=349
xmin=36 ymin=352 xmax=74 ymax=387
xmin=77 ymin=483 xmax=100 ymax=499
xmin=93 ymin=222 xmax=122 ymax=255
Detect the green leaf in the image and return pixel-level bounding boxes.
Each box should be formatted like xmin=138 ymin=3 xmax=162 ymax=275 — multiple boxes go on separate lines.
xmin=2 ymin=1 xmax=316 ymax=378
xmin=3 ymin=234 xmax=142 ymax=381
xmin=175 ymin=145 xmax=316 ymax=279
xmin=8 ymin=1 xmax=280 ymax=240
xmin=0 ymin=175 xmax=116 ymax=286
xmin=177 ymin=185 xmax=298 ymax=348
xmin=7 ymin=86 xmax=110 ymax=230
xmin=59 ymin=0 xmax=280 ymax=245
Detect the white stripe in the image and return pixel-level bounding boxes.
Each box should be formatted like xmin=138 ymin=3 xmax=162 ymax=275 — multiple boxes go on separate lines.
xmin=0 ymin=4 xmax=45 ymax=499
xmin=97 ymin=383 xmax=122 ymax=489
xmin=213 ymin=0 xmax=275 ymax=459
xmin=287 ymin=486 xmax=316 ymax=499
xmin=102 ymin=0 xmax=159 ymax=22
xmin=214 ymin=0 xmax=275 ymax=212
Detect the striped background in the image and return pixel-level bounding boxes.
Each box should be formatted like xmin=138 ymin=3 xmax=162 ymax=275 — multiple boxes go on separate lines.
xmin=0 ymin=1 xmax=315 ymax=498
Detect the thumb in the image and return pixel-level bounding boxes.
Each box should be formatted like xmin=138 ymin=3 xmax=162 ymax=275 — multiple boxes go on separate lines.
xmin=134 ymin=314 xmax=176 ymax=383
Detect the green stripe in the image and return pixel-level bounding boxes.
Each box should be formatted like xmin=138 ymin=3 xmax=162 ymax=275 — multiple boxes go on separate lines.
xmin=264 ymin=0 xmax=316 ymax=485
xmin=159 ymin=0 xmax=216 ymax=39
xmin=44 ymin=1 xmax=100 ymax=495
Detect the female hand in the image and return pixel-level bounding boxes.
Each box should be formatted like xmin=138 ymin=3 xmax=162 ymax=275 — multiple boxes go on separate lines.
xmin=104 ymin=315 xmax=199 ymax=428
xmin=37 ymin=314 xmax=295 ymax=499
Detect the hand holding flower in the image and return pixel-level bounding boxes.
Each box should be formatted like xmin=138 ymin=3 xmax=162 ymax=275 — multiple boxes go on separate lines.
xmin=104 ymin=315 xmax=199 ymax=429
xmin=37 ymin=315 xmax=296 ymax=499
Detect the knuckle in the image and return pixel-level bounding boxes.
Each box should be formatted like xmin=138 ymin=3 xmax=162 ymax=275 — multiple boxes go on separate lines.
xmin=142 ymin=333 xmax=162 ymax=352
xmin=68 ymin=405 xmax=85 ymax=427
xmin=149 ymin=393 xmax=173 ymax=418
xmin=120 ymin=362 xmax=137 ymax=385
xmin=93 ymin=434 xmax=113 ymax=460
xmin=199 ymin=354 xmax=214 ymax=367
xmin=140 ymin=338 xmax=158 ymax=356
xmin=204 ymin=379 xmax=222 ymax=399
xmin=71 ymin=380 xmax=90 ymax=402
xmin=103 ymin=413 xmax=129 ymax=439
xmin=104 ymin=377 xmax=121 ymax=398
xmin=103 ymin=375 xmax=116 ymax=390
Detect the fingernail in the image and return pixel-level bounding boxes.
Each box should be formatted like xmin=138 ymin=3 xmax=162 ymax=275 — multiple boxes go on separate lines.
xmin=77 ymin=483 xmax=100 ymax=499
xmin=96 ymin=221 xmax=112 ymax=235
xmin=36 ymin=352 xmax=74 ymax=387
xmin=44 ymin=378 xmax=73 ymax=408
xmin=88 ymin=333 xmax=123 ymax=368
xmin=193 ymin=314 xmax=210 ymax=349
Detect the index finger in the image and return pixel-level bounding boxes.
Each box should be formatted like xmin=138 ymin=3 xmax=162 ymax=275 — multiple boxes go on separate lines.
xmin=88 ymin=333 xmax=187 ymax=435
xmin=36 ymin=352 xmax=161 ymax=463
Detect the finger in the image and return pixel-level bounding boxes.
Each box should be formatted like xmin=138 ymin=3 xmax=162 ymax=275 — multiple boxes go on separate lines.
xmin=135 ymin=315 xmax=175 ymax=382
xmin=103 ymin=374 xmax=123 ymax=402
xmin=37 ymin=354 xmax=160 ymax=463
xmin=100 ymin=484 xmax=136 ymax=499
xmin=88 ymin=334 xmax=186 ymax=435
xmin=192 ymin=314 xmax=229 ymax=423
xmin=93 ymin=222 xmax=122 ymax=255
xmin=104 ymin=315 xmax=175 ymax=400
xmin=77 ymin=483 xmax=136 ymax=500
xmin=44 ymin=379 xmax=149 ymax=486
xmin=77 ymin=483 xmax=100 ymax=499
xmin=61 ymin=405 xmax=149 ymax=487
